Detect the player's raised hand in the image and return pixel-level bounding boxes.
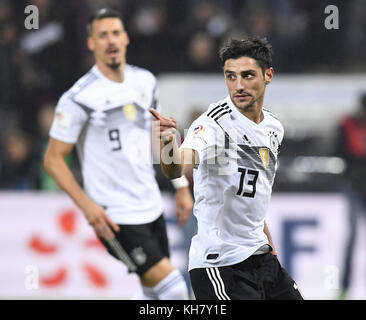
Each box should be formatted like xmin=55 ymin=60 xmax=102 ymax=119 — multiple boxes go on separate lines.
xmin=150 ymin=108 xmax=178 ymax=142
xmin=149 ymin=108 xmax=177 ymax=128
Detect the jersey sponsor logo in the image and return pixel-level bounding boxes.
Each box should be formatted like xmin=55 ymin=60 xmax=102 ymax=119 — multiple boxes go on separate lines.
xmin=123 ymin=104 xmax=137 ymax=121
xmin=53 ymin=111 xmax=72 ymax=134
xmin=259 ymin=147 xmax=270 ymax=168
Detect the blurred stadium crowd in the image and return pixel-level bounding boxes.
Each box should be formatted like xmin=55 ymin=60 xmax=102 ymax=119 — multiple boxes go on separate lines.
xmin=0 ymin=0 xmax=365 ymax=190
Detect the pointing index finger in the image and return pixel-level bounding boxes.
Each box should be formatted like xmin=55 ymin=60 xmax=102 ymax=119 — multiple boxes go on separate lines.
xmin=149 ymin=108 xmax=161 ymax=120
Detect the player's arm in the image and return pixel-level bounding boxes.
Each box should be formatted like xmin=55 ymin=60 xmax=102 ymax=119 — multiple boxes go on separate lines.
xmin=150 ymin=108 xmax=198 ymax=178
xmin=43 ymin=138 xmax=119 ymax=239
xmin=264 ymin=220 xmax=277 ymax=255
xmin=150 ymin=108 xmax=195 ymax=226
xmin=162 ymin=143 xmax=198 ymax=179
xmin=160 ymin=144 xmax=196 ymax=226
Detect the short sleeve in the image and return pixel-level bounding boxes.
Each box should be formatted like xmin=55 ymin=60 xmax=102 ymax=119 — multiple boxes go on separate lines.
xmin=180 ymin=117 xmax=223 ymax=163
xmin=49 ymin=93 xmax=88 ymax=144
xmin=151 ymin=80 xmax=161 ymax=113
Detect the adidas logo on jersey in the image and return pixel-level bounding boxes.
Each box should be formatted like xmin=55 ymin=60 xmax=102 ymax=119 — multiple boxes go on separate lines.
xmin=242 ymin=134 xmax=251 ymax=145
xmin=90 ymin=110 xmax=107 ymax=126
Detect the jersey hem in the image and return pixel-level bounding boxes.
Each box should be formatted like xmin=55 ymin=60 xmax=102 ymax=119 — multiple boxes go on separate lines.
xmin=188 ymin=242 xmax=269 ymax=271
xmin=107 ymin=208 xmax=163 ymax=225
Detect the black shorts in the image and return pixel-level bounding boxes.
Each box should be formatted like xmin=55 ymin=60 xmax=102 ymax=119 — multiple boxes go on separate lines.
xmin=190 ymin=253 xmax=304 ymax=300
xmin=99 ymin=214 xmax=170 ymax=276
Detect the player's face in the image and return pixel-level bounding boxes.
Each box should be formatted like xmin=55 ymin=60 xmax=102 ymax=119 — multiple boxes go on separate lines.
xmin=88 ymin=18 xmax=129 ymax=70
xmin=224 ymin=56 xmax=273 ymax=113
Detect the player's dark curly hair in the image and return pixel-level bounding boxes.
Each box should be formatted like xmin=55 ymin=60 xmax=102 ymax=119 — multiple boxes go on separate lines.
xmin=219 ymin=37 xmax=274 ymax=73
xmin=87 ymin=8 xmax=123 ymax=36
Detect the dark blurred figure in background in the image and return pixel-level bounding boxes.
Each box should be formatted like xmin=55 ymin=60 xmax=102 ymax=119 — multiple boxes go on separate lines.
xmin=184 ymin=31 xmax=219 ymax=72
xmin=345 ymin=0 xmax=366 ymax=71
xmin=0 ymin=1 xmax=19 ymax=110
xmin=0 ymin=131 xmax=37 ymax=189
xmin=336 ymin=93 xmax=366 ymax=299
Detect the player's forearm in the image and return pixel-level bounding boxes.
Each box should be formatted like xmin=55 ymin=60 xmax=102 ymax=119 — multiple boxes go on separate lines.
xmin=43 ymin=154 xmax=93 ymax=211
xmin=161 ymin=163 xmax=182 ymax=179
xmin=160 ymin=139 xmax=183 ymax=179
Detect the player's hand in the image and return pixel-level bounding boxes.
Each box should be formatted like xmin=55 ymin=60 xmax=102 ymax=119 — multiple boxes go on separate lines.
xmin=175 ymin=186 xmax=193 ymax=227
xmin=149 ymin=108 xmax=178 ymax=142
xmin=83 ymin=202 xmax=120 ymax=240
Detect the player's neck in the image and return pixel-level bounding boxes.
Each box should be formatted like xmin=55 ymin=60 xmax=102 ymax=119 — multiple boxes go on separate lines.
xmin=239 ymin=107 xmax=264 ymax=124
xmin=236 ymin=97 xmax=264 ymax=124
xmin=96 ymin=61 xmax=125 ymax=83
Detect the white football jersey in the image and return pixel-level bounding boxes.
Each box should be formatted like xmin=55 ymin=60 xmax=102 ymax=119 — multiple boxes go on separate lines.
xmin=180 ymin=96 xmax=284 ymax=270
xmin=49 ymin=64 xmax=163 ymax=224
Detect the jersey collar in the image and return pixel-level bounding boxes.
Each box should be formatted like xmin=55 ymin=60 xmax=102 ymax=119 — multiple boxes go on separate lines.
xmin=225 ymin=95 xmax=268 ymax=127
xmin=92 ymin=64 xmax=127 ymax=86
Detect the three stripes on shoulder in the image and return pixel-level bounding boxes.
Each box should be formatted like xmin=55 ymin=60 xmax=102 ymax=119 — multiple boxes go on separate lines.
xmin=207 ymin=102 xmax=232 ymax=122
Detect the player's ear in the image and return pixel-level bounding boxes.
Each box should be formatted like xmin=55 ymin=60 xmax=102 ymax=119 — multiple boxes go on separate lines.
xmin=87 ymin=37 xmax=95 ymax=52
xmin=264 ymin=67 xmax=274 ymax=85
xmin=123 ymin=31 xmax=130 ymax=46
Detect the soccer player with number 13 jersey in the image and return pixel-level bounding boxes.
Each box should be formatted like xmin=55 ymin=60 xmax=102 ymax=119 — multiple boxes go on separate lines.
xmin=152 ymin=37 xmax=304 ymax=300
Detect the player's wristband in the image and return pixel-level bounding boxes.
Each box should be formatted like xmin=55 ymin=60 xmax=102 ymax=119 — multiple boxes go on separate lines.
xmin=171 ymin=176 xmax=189 ymax=189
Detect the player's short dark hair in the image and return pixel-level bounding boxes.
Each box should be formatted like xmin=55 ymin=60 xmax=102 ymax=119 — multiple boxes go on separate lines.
xmin=219 ymin=37 xmax=273 ymax=73
xmin=87 ymin=8 xmax=123 ymax=36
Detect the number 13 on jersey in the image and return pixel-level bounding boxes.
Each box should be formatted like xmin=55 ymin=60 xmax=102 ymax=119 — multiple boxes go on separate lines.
xmin=236 ymin=167 xmax=259 ymax=198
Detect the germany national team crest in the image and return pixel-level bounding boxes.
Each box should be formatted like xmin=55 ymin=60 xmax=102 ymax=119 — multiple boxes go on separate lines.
xmin=123 ymin=104 xmax=136 ymax=121
xmin=268 ymin=131 xmax=280 ymax=155
xmin=130 ymin=246 xmax=147 ymax=266
xmin=259 ymin=147 xmax=270 ymax=168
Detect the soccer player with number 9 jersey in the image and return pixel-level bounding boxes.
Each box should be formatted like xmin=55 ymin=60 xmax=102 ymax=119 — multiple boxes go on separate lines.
xmin=44 ymin=8 xmax=192 ymax=300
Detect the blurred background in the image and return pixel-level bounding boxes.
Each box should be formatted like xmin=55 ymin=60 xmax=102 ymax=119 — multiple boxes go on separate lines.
xmin=1 ymin=0 xmax=366 ymax=300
